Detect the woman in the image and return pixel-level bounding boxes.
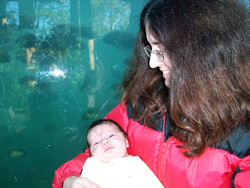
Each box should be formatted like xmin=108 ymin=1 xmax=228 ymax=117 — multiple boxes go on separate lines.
xmin=53 ymin=0 xmax=250 ymax=187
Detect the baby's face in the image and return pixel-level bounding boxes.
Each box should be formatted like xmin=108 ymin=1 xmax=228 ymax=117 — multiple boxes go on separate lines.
xmin=87 ymin=123 xmax=129 ymax=163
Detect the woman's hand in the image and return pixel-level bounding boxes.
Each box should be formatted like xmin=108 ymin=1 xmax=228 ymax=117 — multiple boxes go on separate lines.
xmin=63 ymin=176 xmax=101 ymax=188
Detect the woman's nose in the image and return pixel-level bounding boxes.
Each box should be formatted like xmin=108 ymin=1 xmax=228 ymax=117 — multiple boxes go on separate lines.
xmin=149 ymin=55 xmax=163 ymax=69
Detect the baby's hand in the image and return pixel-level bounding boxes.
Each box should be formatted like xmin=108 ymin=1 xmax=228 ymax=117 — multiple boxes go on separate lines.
xmin=63 ymin=176 xmax=101 ymax=188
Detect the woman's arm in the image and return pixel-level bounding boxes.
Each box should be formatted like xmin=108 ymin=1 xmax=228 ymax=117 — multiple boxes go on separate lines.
xmin=52 ymin=152 xmax=90 ymax=188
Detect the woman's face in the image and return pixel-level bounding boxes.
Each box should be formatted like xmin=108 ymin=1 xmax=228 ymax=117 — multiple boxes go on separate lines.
xmin=145 ymin=24 xmax=172 ymax=87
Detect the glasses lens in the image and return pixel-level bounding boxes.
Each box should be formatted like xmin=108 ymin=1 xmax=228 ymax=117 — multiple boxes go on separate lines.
xmin=156 ymin=51 xmax=164 ymax=62
xmin=143 ymin=47 xmax=151 ymax=58
xmin=143 ymin=47 xmax=165 ymax=62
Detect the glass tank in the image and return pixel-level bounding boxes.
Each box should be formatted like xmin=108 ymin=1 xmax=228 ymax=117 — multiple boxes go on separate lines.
xmin=0 ymin=0 xmax=146 ymax=187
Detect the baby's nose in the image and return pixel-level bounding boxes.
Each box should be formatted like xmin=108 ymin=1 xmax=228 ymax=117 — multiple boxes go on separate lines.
xmin=102 ymin=139 xmax=109 ymax=145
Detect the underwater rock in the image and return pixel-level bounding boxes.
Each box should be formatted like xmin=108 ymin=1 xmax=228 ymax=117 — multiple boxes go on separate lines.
xmin=15 ymin=33 xmax=37 ymax=48
xmin=8 ymin=149 xmax=26 ymax=157
xmin=0 ymin=48 xmax=10 ymax=63
xmin=42 ymin=123 xmax=56 ymax=133
xmin=103 ymin=31 xmax=136 ymax=51
xmin=82 ymin=110 xmax=99 ymax=120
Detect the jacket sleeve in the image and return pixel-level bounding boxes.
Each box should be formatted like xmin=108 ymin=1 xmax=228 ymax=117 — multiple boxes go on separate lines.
xmin=52 ymin=151 xmax=91 ymax=188
xmin=234 ymin=155 xmax=250 ymax=188
xmin=52 ymin=101 xmax=129 ymax=188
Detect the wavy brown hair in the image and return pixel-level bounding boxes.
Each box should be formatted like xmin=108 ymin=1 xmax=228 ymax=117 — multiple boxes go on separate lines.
xmin=121 ymin=0 xmax=250 ymax=157
xmin=121 ymin=0 xmax=169 ymax=127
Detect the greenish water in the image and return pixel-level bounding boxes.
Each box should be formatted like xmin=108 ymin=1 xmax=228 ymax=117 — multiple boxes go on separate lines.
xmin=0 ymin=0 xmax=146 ymax=187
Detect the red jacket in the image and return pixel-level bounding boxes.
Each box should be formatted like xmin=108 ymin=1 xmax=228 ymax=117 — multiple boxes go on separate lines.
xmin=52 ymin=101 xmax=250 ymax=188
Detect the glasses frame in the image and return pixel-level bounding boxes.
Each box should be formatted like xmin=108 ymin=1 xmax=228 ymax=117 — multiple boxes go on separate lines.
xmin=143 ymin=46 xmax=167 ymax=62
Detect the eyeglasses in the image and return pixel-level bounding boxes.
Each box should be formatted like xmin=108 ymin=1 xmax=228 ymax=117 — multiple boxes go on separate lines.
xmin=143 ymin=46 xmax=167 ymax=62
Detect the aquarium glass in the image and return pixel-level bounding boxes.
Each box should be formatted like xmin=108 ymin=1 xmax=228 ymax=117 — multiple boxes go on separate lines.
xmin=0 ymin=0 xmax=147 ymax=187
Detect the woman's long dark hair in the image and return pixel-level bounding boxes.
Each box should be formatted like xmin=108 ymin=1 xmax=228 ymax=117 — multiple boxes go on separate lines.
xmin=121 ymin=0 xmax=250 ymax=157
xmin=121 ymin=0 xmax=169 ymax=127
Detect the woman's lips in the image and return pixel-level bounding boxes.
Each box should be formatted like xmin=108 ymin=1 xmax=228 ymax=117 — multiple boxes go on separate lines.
xmin=162 ymin=70 xmax=170 ymax=78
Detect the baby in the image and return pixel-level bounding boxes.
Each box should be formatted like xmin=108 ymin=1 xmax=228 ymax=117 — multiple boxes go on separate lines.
xmin=80 ymin=119 xmax=164 ymax=188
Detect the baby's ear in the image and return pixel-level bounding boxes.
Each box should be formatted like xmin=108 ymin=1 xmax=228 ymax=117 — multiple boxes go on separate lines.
xmin=126 ymin=139 xmax=129 ymax=148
